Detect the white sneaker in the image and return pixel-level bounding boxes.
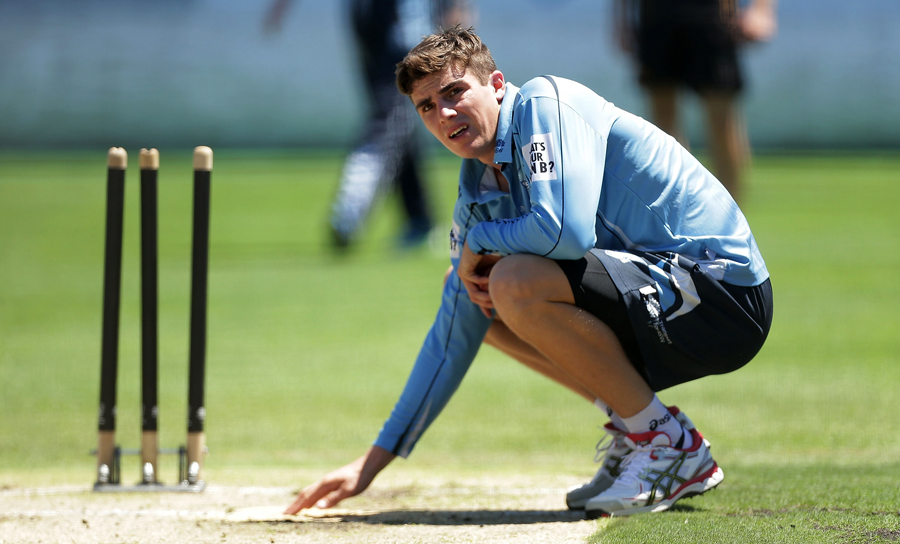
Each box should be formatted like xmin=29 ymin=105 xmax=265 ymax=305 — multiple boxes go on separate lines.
xmin=566 ymin=406 xmax=697 ymax=510
xmin=565 ymin=422 xmax=630 ymax=509
xmin=584 ymin=428 xmax=724 ymax=518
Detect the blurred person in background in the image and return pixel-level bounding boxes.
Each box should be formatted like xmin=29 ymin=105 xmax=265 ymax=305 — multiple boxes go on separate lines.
xmin=265 ymin=0 xmax=473 ymax=250
xmin=614 ymin=0 xmax=777 ymax=202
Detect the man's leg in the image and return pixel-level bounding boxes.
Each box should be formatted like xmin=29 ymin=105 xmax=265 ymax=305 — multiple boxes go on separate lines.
xmin=452 ymin=255 xmax=597 ymax=404
xmin=483 ymin=317 xmax=596 ymax=403
xmin=487 ymin=254 xmax=724 ymax=516
xmin=647 ymin=85 xmax=689 ymax=149
xmin=703 ymin=90 xmax=748 ymax=202
xmin=487 ymin=254 xmax=653 ymax=418
xmin=488 ymin=253 xmax=723 ymax=516
xmin=484 ymin=258 xmax=650 ymax=509
xmin=446 ymin=262 xmax=595 ymax=401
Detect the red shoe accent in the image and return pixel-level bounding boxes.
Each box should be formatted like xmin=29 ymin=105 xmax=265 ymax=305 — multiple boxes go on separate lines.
xmin=668 ymin=462 xmax=720 ymax=498
xmin=681 ymin=428 xmax=705 ymax=452
xmin=604 ymin=421 xmax=625 ymax=433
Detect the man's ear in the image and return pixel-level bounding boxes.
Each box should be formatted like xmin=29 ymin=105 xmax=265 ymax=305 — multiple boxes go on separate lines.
xmin=491 ymin=70 xmax=506 ymax=101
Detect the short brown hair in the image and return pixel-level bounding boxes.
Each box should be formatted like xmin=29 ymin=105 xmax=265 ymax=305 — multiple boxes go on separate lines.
xmin=395 ymin=26 xmax=497 ymax=96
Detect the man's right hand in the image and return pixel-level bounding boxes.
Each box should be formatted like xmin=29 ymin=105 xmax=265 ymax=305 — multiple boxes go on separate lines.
xmin=458 ymin=241 xmax=503 ymax=318
xmin=284 ymin=446 xmax=396 ymax=515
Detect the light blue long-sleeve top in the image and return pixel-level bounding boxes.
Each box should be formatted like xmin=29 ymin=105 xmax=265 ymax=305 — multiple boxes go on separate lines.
xmin=374 ymin=77 xmax=769 ymax=457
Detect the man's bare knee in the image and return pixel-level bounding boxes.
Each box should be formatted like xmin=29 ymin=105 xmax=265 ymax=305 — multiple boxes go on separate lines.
xmin=489 ymin=255 xmax=544 ymax=315
xmin=489 ymin=255 xmax=577 ymax=324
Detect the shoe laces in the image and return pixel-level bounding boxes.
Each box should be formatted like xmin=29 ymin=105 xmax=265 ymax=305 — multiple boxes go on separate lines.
xmin=612 ymin=444 xmax=657 ymax=487
xmin=593 ymin=426 xmax=623 ymax=463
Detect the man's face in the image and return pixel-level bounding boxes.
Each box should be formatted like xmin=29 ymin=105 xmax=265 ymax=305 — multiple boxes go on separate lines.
xmin=410 ymin=65 xmax=506 ymax=166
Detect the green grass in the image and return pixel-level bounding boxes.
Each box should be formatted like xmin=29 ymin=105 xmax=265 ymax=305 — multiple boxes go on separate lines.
xmin=591 ymin=465 xmax=900 ymax=543
xmin=1 ymin=150 xmax=898 ymax=542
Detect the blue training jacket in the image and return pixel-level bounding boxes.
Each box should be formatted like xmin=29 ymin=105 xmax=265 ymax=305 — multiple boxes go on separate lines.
xmin=374 ymin=77 xmax=769 ymax=457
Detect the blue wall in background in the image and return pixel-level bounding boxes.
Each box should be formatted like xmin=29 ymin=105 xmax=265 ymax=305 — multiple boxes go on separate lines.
xmin=1 ymin=0 xmax=898 ymax=149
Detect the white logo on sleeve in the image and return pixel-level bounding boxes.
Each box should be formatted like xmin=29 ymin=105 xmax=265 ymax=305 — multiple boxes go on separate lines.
xmin=450 ymin=220 xmax=461 ymax=259
xmin=521 ymin=133 xmax=557 ymax=182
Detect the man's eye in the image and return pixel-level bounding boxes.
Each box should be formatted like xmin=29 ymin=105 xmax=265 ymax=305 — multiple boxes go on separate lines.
xmin=421 ymin=103 xmax=434 ymax=112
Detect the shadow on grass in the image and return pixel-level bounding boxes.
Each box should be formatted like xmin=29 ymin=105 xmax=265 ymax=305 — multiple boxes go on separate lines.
xmin=258 ymin=505 xmax=711 ymax=526
xmin=245 ymin=504 xmax=714 ymax=527
xmin=669 ymin=503 xmax=701 ymax=513
xmin=266 ymin=509 xmax=588 ymax=526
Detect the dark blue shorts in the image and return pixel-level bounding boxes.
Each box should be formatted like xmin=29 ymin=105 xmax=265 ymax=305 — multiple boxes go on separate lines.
xmin=635 ymin=0 xmax=744 ymax=93
xmin=556 ymin=250 xmax=772 ymax=391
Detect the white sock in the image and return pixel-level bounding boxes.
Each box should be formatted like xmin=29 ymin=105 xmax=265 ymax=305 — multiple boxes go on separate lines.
xmin=621 ymin=396 xmax=692 ymax=449
xmin=593 ymin=398 xmax=627 ymax=431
